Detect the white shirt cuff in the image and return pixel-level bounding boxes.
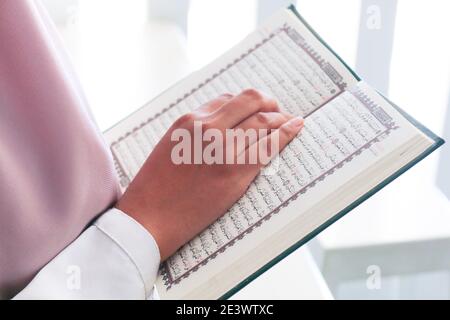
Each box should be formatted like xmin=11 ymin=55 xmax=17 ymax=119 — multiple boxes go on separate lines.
xmin=14 ymin=208 xmax=161 ymax=300
xmin=94 ymin=208 xmax=161 ymax=297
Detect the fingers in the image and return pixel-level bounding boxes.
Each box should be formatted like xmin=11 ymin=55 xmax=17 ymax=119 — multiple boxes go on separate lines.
xmin=169 ymin=90 xmax=304 ymax=172
xmin=244 ymin=116 xmax=304 ymax=169
xmin=231 ymin=112 xmax=293 ymax=154
xmin=196 ymin=93 xmax=234 ymax=115
xmin=214 ymin=89 xmax=280 ymax=129
xmin=235 ymin=112 xmax=293 ymax=132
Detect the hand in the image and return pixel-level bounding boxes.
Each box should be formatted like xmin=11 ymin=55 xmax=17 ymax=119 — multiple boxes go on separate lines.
xmin=116 ymin=89 xmax=304 ymax=261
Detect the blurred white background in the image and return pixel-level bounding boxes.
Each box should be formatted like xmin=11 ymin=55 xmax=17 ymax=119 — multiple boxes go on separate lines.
xmin=42 ymin=0 xmax=450 ymax=299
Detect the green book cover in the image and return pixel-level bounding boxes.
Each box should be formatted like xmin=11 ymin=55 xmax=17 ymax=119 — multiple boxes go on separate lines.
xmin=220 ymin=4 xmax=444 ymax=300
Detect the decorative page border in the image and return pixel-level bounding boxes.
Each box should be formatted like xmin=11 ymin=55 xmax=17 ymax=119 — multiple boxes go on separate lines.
xmin=110 ymin=24 xmax=348 ymax=188
xmin=282 ymin=26 xmax=347 ymax=92
xmin=349 ymin=86 xmax=398 ymax=130
xmin=160 ymin=91 xmax=398 ymax=290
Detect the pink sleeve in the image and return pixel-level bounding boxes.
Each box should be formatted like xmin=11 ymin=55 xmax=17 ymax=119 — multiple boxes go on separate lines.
xmin=0 ymin=0 xmax=119 ymax=298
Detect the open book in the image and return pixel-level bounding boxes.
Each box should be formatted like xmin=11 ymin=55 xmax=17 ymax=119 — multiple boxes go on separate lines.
xmin=104 ymin=5 xmax=444 ymax=299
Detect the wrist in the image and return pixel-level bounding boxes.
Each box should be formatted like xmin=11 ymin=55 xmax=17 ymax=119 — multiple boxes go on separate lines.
xmin=115 ymin=199 xmax=173 ymax=261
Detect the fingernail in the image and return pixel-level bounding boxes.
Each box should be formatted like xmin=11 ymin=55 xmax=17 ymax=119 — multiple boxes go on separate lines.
xmin=289 ymin=116 xmax=304 ymax=128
